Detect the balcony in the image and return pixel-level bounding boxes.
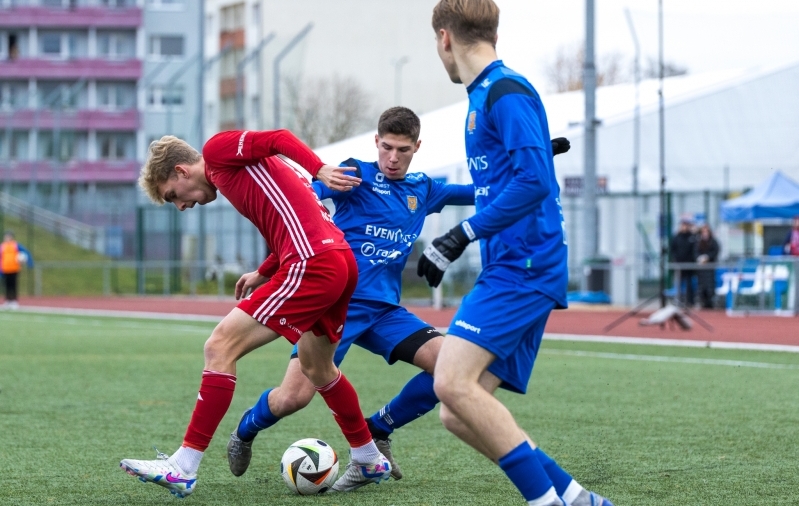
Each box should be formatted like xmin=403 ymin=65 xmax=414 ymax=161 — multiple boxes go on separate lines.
xmin=1 ymin=108 xmax=139 ymax=131
xmin=0 ymin=58 xmax=142 ymax=80
xmin=0 ymin=6 xmax=142 ymax=29
xmin=0 ymin=159 xmax=139 ymax=183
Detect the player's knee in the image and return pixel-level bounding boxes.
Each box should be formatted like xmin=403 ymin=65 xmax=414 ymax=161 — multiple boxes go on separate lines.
xmin=204 ymin=322 xmax=236 ymax=364
xmin=438 ymin=404 xmax=461 ymax=432
xmin=270 ymin=388 xmax=313 ymax=417
xmin=433 ymin=374 xmax=467 ymax=408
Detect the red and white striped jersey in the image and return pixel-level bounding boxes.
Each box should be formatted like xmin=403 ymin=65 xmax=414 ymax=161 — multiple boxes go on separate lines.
xmin=202 ymin=130 xmax=348 ymax=269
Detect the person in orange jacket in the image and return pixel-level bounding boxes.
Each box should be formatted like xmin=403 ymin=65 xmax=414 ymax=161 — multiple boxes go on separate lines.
xmin=1 ymin=231 xmax=33 ymax=309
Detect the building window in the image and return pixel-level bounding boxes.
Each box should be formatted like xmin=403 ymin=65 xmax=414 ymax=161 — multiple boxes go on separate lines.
xmin=41 ymin=33 xmax=61 ymax=56
xmin=220 ymin=3 xmax=245 ymax=32
xmin=149 ymin=35 xmax=184 ymax=58
xmin=147 ymin=85 xmax=184 ymax=110
xmin=98 ymin=31 xmax=135 ymax=59
xmin=97 ymin=82 xmax=136 ymax=110
xmin=38 ymin=81 xmax=83 ymax=110
xmin=100 ymin=0 xmax=135 ymax=6
xmin=98 ymin=133 xmax=132 ymax=160
xmin=0 ymin=82 xmax=27 ymax=110
xmin=146 ymin=0 xmax=185 ymax=10
xmin=40 ymin=131 xmax=76 ymax=162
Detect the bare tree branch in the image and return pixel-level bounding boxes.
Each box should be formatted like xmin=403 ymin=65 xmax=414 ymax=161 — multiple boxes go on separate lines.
xmin=543 ymin=43 xmax=689 ymax=93
xmin=284 ymin=75 xmax=372 ymax=148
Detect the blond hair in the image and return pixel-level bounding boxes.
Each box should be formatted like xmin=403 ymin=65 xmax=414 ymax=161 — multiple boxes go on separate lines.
xmin=139 ymin=135 xmax=201 ymax=204
xmin=432 ymin=0 xmax=499 ymax=46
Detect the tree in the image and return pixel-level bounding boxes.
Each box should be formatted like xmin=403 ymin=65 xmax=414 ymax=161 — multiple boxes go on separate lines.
xmin=544 ymin=43 xmax=687 ymax=93
xmin=283 ymin=75 xmax=373 ymax=148
xmin=643 ymin=57 xmax=689 ymax=79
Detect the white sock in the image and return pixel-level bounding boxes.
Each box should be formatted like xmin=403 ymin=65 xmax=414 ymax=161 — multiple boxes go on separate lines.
xmin=350 ymin=440 xmax=380 ymax=465
xmin=527 ymin=486 xmax=560 ymax=506
xmin=168 ymin=446 xmax=203 ymax=476
xmin=562 ymin=480 xmax=585 ymax=505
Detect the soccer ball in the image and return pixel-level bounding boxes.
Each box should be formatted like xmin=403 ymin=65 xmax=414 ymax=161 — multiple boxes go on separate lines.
xmin=280 ymin=438 xmax=339 ymax=495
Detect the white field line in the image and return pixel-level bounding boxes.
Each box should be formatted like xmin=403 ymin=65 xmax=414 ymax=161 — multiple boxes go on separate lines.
xmin=8 ymin=305 xmax=223 ymax=323
xmin=540 ymin=348 xmax=799 ymax=370
xmin=0 ymin=312 xmax=212 ymax=333
xmin=544 ymin=333 xmax=799 ymax=354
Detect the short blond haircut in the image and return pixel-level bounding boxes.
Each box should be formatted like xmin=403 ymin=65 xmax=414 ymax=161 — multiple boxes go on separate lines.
xmin=139 ymin=135 xmax=201 ymax=204
xmin=432 ymin=0 xmax=499 ymax=46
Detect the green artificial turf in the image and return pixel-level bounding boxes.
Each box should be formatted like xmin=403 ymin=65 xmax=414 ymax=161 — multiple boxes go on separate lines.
xmin=1 ymin=311 xmax=799 ymax=505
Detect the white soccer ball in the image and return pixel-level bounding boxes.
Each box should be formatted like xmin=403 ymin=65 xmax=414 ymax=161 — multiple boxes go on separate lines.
xmin=280 ymin=438 xmax=339 ymax=495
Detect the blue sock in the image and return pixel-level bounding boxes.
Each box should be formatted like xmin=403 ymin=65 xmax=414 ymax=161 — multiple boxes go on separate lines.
xmin=498 ymin=442 xmax=555 ymax=502
xmin=535 ymin=448 xmax=574 ymax=498
xmin=368 ymin=372 xmax=438 ymax=437
xmin=236 ymin=388 xmax=280 ymax=442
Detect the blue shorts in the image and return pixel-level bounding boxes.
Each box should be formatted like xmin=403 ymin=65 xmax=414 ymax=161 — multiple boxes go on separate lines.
xmin=291 ymin=299 xmax=440 ymax=366
xmin=447 ymin=267 xmax=557 ymax=394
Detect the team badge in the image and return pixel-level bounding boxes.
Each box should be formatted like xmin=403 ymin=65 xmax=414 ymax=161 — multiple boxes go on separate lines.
xmin=407 ymin=195 xmax=418 ymax=213
xmin=467 ymin=111 xmax=477 ymax=134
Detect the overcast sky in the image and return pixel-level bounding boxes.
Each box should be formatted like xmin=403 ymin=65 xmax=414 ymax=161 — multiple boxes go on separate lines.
xmin=493 ymin=0 xmax=799 ymax=91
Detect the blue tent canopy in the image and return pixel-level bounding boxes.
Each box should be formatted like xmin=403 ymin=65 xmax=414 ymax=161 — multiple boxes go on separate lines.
xmin=720 ymin=171 xmax=799 ymax=222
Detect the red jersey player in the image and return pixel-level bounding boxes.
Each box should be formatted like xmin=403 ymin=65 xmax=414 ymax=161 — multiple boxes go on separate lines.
xmin=120 ymin=129 xmax=391 ymax=498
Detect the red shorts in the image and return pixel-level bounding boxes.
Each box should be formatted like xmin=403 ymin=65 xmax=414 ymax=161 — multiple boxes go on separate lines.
xmin=237 ymin=248 xmax=358 ymax=344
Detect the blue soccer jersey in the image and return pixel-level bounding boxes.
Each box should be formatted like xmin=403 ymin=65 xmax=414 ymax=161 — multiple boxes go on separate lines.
xmin=313 ymin=158 xmax=474 ymax=305
xmin=462 ymin=60 xmax=568 ymax=308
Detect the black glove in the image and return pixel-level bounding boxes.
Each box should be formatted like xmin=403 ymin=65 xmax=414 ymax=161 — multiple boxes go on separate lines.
xmin=417 ymin=224 xmax=472 ymax=288
xmin=551 ymin=137 xmax=570 ymax=156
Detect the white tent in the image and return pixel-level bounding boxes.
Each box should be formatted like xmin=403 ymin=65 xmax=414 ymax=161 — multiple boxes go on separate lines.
xmin=315 ymin=61 xmax=799 ymax=193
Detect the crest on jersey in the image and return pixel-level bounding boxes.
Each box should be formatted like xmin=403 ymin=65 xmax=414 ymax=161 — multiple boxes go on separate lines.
xmin=407 ymin=195 xmax=418 ymax=213
xmin=467 ymin=111 xmax=477 ymax=134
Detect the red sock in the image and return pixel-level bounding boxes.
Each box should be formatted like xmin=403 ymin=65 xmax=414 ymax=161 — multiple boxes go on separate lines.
xmin=182 ymin=370 xmax=237 ymax=452
xmin=315 ymin=371 xmax=373 ymax=448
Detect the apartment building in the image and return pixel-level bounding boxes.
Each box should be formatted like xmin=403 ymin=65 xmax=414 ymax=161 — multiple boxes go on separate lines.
xmin=0 ymin=0 xmax=201 ymax=259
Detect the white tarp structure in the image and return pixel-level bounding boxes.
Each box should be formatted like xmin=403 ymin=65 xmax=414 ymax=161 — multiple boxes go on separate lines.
xmin=315 ymin=61 xmax=799 ymax=192
xmin=313 ymin=62 xmax=799 ymax=304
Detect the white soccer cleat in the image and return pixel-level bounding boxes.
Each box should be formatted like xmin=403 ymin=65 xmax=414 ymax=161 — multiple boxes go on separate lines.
xmin=120 ymin=449 xmax=198 ymax=498
xmin=331 ymin=453 xmax=391 ymax=492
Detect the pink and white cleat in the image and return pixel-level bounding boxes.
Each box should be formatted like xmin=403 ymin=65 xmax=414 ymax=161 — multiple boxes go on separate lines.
xmin=120 ymin=449 xmax=198 ymax=498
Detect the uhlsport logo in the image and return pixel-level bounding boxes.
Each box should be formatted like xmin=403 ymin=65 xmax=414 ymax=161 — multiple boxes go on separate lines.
xmin=407 ymin=195 xmax=418 ymax=213
xmin=454 ymin=319 xmax=481 ymax=334
xmin=467 ymin=111 xmax=477 ymax=134
xmin=236 ymin=131 xmax=249 ymax=156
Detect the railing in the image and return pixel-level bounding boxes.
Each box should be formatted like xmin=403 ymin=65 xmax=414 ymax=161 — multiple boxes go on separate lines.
xmin=670 ymin=258 xmax=799 ymax=316
xmin=27 ymin=260 xmax=242 ymax=298
xmin=0 ymin=192 xmax=103 ymax=253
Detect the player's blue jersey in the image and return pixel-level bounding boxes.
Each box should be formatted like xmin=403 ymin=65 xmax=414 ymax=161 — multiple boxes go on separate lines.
xmin=463 ymin=60 xmax=568 ymax=308
xmin=313 ymin=159 xmax=473 ymax=304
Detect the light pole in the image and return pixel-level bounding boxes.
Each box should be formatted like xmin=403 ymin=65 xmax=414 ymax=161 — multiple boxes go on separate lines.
xmin=582 ymin=0 xmax=598 ymax=289
xmin=392 ymin=56 xmax=409 ymax=105
xmin=273 ymin=23 xmax=314 ymax=129
xmin=625 ymin=8 xmax=640 ymax=196
xmin=658 ymin=0 xmax=667 ymax=308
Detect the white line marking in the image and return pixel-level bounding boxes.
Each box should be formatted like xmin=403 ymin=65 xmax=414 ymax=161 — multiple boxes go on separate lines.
xmin=9 ymin=306 xmax=223 ymax=322
xmin=544 ymin=333 xmax=799 ymax=354
xmin=541 ymin=349 xmax=799 ymax=370
xmin=0 ymin=312 xmax=213 ymax=333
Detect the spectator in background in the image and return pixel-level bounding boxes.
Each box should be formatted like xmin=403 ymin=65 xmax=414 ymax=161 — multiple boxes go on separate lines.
xmin=670 ymin=219 xmax=697 ymax=306
xmin=695 ymin=225 xmax=720 ymax=309
xmin=1 ymin=231 xmax=32 ymax=309
xmin=783 ymin=216 xmax=799 ymax=256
